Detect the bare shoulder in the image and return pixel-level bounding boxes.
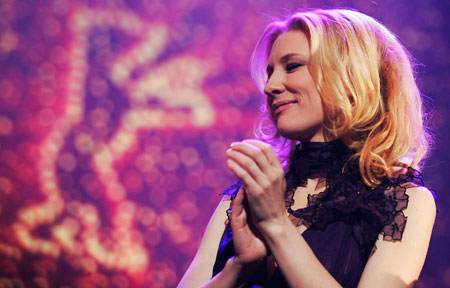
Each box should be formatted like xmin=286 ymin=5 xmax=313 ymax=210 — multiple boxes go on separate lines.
xmin=400 ymin=185 xmax=436 ymax=243
xmin=403 ymin=185 xmax=436 ymax=219
xmin=359 ymin=185 xmax=436 ymax=287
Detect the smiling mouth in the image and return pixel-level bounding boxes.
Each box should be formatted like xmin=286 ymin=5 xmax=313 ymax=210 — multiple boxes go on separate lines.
xmin=273 ymin=100 xmax=297 ymax=115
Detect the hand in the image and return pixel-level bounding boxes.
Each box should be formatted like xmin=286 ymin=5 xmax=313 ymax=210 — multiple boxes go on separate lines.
xmin=230 ymin=187 xmax=267 ymax=265
xmin=226 ymin=140 xmax=287 ymax=233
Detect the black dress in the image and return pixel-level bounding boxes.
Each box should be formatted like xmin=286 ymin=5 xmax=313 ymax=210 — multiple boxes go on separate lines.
xmin=212 ymin=140 xmax=433 ymax=288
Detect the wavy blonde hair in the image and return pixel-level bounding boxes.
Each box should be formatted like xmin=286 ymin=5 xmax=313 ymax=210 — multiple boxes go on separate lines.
xmin=250 ymin=8 xmax=432 ymax=187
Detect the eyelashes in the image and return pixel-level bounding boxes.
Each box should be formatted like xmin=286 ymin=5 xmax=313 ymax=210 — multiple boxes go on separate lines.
xmin=266 ymin=66 xmax=274 ymax=78
xmin=266 ymin=63 xmax=304 ymax=78
xmin=286 ymin=63 xmax=303 ymax=72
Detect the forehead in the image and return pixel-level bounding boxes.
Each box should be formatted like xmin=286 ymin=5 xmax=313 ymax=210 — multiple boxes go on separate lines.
xmin=268 ymin=31 xmax=310 ymax=62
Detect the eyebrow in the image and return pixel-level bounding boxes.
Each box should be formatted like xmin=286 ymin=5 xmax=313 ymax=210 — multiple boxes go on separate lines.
xmin=279 ymin=53 xmax=309 ymax=63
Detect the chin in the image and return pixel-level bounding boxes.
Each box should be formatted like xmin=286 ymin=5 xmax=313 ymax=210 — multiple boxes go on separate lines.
xmin=277 ymin=124 xmax=325 ymax=142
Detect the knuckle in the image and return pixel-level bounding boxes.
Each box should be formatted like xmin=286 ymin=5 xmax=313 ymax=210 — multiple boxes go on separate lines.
xmin=252 ymin=188 xmax=264 ymax=197
xmin=271 ymin=171 xmax=284 ymax=183
xmin=262 ymin=145 xmax=272 ymax=154
xmin=260 ymin=181 xmax=271 ymax=191
xmin=241 ymin=158 xmax=251 ymax=166
xmin=247 ymin=148 xmax=257 ymax=157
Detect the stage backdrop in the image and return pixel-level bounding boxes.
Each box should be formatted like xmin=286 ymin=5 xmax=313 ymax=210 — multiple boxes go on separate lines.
xmin=0 ymin=0 xmax=448 ymax=287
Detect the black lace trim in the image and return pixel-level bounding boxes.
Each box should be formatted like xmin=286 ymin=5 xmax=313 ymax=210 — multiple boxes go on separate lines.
xmin=220 ymin=140 xmax=431 ymax=248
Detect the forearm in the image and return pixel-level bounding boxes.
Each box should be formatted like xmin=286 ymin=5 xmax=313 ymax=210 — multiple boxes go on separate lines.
xmin=200 ymin=257 xmax=260 ymax=288
xmin=261 ymin=216 xmax=342 ymax=288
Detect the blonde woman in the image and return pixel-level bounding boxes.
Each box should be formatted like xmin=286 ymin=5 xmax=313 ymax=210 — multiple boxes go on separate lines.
xmin=178 ymin=8 xmax=436 ymax=288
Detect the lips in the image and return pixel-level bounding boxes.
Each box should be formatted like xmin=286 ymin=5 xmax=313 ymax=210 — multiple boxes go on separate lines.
xmin=273 ymin=100 xmax=297 ymax=115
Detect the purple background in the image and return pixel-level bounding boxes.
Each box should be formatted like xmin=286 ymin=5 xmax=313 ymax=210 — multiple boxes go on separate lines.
xmin=0 ymin=0 xmax=448 ymax=287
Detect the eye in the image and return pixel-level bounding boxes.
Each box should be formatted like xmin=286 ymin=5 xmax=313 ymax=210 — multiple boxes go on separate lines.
xmin=266 ymin=65 xmax=274 ymax=78
xmin=286 ymin=63 xmax=303 ymax=72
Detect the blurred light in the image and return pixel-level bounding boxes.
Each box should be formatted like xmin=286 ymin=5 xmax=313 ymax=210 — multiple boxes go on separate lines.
xmin=208 ymin=141 xmax=226 ymax=160
xmin=123 ymin=169 xmax=143 ymax=194
xmin=144 ymin=170 xmax=163 ymax=186
xmin=443 ymin=266 xmax=450 ymax=287
xmin=79 ymin=257 xmax=97 ymax=273
xmin=1 ymin=149 xmax=18 ymax=167
xmin=204 ymin=168 xmax=225 ymax=189
xmin=13 ymin=223 xmax=60 ymax=257
xmin=0 ymin=242 xmax=21 ymax=260
xmin=89 ymin=76 xmax=109 ymax=98
xmin=0 ymin=29 xmax=18 ymax=53
xmin=137 ymin=207 xmax=156 ymax=227
xmin=0 ymin=116 xmax=13 ymax=135
xmin=144 ymin=227 xmax=161 ymax=247
xmin=135 ymin=154 xmax=156 ymax=172
xmin=0 ymin=177 xmax=12 ymax=194
xmin=112 ymin=275 xmax=129 ymax=288
xmin=89 ymin=108 xmax=110 ymax=127
xmin=66 ymin=200 xmax=82 ymax=217
xmin=52 ymin=0 xmax=69 ymax=15
xmin=214 ymin=1 xmax=233 ymax=19
xmin=152 ymin=262 xmax=178 ymax=287
xmin=149 ymin=187 xmax=167 ymax=207
xmin=192 ymin=24 xmax=211 ymax=44
xmin=160 ymin=152 xmax=180 ymax=172
xmin=57 ymin=152 xmax=77 ymax=172
xmin=105 ymin=184 xmax=126 ymax=202
xmin=52 ymin=217 xmax=80 ymax=252
xmin=163 ymin=173 xmax=180 ymax=192
xmin=0 ymin=80 xmax=17 ymax=104
xmin=183 ymin=173 xmax=203 ymax=190
xmin=79 ymin=204 xmax=100 ymax=230
xmin=75 ymin=133 xmax=95 ymax=154
xmin=179 ymin=200 xmax=198 ymax=222
xmin=38 ymin=108 xmax=57 ymax=126
xmin=111 ymin=26 xmax=168 ymax=85
xmin=222 ymin=107 xmax=243 ymax=126
xmin=43 ymin=18 xmax=61 ymax=37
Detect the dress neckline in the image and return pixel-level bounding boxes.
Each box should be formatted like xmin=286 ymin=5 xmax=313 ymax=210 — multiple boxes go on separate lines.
xmin=286 ymin=139 xmax=353 ymax=185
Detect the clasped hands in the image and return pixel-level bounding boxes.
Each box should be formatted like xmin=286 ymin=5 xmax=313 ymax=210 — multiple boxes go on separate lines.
xmin=226 ymin=139 xmax=288 ymax=266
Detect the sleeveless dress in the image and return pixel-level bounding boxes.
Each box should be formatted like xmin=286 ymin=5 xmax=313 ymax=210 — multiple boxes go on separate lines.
xmin=212 ymin=140 xmax=434 ymax=288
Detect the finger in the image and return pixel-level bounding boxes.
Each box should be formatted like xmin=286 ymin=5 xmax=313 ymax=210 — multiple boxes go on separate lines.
xmin=227 ymin=158 xmax=263 ymax=195
xmin=229 ymin=141 xmax=272 ymax=174
xmin=226 ymin=149 xmax=270 ymax=189
xmin=231 ymin=187 xmax=250 ymax=231
xmin=231 ymin=187 xmax=245 ymax=216
xmin=242 ymin=139 xmax=283 ymax=171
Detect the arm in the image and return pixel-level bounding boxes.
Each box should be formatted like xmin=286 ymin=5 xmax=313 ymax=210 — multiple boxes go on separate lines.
xmin=241 ymin=186 xmax=435 ymax=288
xmin=226 ymin=140 xmax=436 ymax=287
xmin=260 ymin=214 xmax=342 ymax=287
xmin=226 ymin=140 xmax=342 ymax=287
xmin=358 ymin=186 xmax=436 ymax=287
xmin=178 ymin=191 xmax=267 ymax=288
xmin=177 ymin=196 xmax=231 ymax=287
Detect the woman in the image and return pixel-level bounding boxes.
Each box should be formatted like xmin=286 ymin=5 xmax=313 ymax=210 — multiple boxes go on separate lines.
xmin=178 ymin=8 xmax=436 ymax=287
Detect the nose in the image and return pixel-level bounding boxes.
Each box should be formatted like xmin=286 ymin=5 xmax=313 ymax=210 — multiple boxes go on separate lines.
xmin=263 ymin=70 xmax=285 ymax=97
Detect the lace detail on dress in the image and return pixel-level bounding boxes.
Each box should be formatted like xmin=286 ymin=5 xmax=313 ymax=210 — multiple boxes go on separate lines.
xmin=220 ymin=140 xmax=428 ymax=251
xmin=220 ymin=180 xmax=242 ymax=222
xmin=379 ymin=167 xmax=423 ymax=240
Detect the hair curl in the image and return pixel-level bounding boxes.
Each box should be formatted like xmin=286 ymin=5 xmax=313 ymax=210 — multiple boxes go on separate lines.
xmin=250 ymin=8 xmax=432 ymax=187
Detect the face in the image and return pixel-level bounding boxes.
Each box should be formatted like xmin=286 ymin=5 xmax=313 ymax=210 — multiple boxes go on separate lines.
xmin=264 ymin=31 xmax=326 ymax=142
